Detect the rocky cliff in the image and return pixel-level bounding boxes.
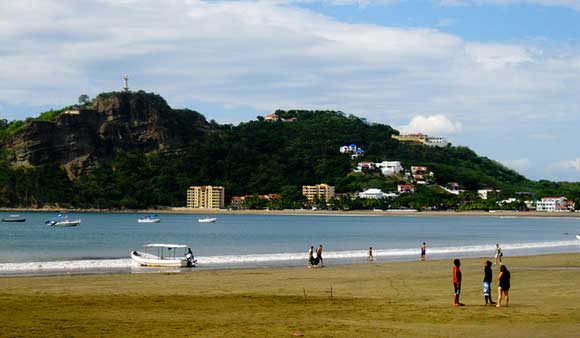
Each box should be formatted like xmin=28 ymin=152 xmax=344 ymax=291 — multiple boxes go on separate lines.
xmin=2 ymin=91 xmax=209 ymax=178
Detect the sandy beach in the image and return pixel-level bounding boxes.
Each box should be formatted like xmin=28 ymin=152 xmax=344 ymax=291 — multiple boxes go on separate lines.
xmin=2 ymin=207 xmax=580 ymax=218
xmin=1 ymin=253 xmax=579 ymax=337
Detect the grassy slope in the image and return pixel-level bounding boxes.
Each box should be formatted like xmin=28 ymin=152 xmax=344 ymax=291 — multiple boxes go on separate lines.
xmin=0 ymin=253 xmax=579 ymax=337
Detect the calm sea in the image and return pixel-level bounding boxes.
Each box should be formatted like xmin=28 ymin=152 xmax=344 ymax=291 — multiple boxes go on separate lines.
xmin=0 ymin=212 xmax=579 ymax=275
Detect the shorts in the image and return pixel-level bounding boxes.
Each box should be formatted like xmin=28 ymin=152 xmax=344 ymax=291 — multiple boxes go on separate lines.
xmin=453 ymin=283 xmax=461 ymax=295
xmin=483 ymin=281 xmax=491 ymax=296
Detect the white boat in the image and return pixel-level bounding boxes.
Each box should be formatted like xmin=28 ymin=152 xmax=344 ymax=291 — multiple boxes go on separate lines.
xmin=138 ymin=215 xmax=161 ymax=223
xmin=46 ymin=215 xmax=81 ymax=227
xmin=131 ymin=244 xmax=196 ymax=267
xmin=198 ymin=217 xmax=217 ymax=223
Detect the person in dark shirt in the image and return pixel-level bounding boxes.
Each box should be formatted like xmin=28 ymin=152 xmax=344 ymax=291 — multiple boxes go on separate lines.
xmin=497 ymin=265 xmax=511 ymax=307
xmin=483 ymin=260 xmax=496 ymax=305
xmin=452 ymin=259 xmax=464 ymax=306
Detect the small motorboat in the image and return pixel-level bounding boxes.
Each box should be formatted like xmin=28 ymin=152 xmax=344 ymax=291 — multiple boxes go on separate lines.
xmin=138 ymin=215 xmax=161 ymax=223
xmin=1 ymin=215 xmax=26 ymax=222
xmin=46 ymin=214 xmax=81 ymax=227
xmin=131 ymin=244 xmax=196 ymax=267
xmin=198 ymin=217 xmax=217 ymax=223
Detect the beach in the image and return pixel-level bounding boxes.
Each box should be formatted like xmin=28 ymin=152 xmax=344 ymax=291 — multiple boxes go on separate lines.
xmin=3 ymin=206 xmax=580 ymax=218
xmin=1 ymin=253 xmax=579 ymax=337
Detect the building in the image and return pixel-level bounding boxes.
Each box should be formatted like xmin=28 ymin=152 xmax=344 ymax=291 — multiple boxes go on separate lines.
xmin=411 ymin=166 xmax=428 ymax=182
xmin=357 ymin=188 xmax=388 ymax=199
xmin=377 ymin=161 xmax=403 ymax=176
xmin=302 ymin=184 xmax=335 ymax=202
xmin=536 ymin=196 xmax=572 ymax=212
xmin=339 ymin=144 xmax=365 ymax=158
xmin=391 ymin=133 xmax=449 ymax=147
xmin=478 ymin=189 xmax=498 ymax=200
xmin=397 ymin=184 xmax=414 ymax=193
xmin=187 ymin=185 xmax=225 ymax=209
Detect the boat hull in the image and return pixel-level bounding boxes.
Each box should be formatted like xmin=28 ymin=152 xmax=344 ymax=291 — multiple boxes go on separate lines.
xmin=138 ymin=219 xmax=161 ymax=223
xmin=1 ymin=218 xmax=26 ymax=222
xmin=131 ymin=251 xmax=189 ymax=267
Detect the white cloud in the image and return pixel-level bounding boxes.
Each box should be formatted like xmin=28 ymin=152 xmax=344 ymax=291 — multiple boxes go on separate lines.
xmin=398 ymin=115 xmax=462 ymax=135
xmin=554 ymin=158 xmax=580 ymax=172
xmin=500 ymin=158 xmax=531 ymax=171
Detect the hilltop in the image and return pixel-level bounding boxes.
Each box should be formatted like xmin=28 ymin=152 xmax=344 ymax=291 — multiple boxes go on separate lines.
xmin=0 ymin=91 xmax=578 ymax=209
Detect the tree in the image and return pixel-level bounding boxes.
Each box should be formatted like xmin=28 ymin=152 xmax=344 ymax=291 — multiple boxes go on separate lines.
xmin=78 ymin=94 xmax=90 ymax=106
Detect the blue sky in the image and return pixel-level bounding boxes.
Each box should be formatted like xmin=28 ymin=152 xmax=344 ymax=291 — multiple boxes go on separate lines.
xmin=0 ymin=0 xmax=579 ymax=181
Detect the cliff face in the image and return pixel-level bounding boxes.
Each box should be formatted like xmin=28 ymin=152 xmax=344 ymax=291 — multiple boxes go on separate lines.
xmin=2 ymin=91 xmax=209 ymax=178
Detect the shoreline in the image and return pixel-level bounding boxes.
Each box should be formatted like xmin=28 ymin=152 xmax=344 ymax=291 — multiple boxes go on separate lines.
xmin=1 ymin=252 xmax=579 ymax=337
xmin=2 ymin=207 xmax=580 ymax=218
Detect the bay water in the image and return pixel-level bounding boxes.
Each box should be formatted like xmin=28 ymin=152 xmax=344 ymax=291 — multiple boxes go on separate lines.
xmin=0 ymin=212 xmax=579 ymax=276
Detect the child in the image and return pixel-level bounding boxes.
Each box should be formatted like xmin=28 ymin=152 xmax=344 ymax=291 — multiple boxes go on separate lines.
xmin=368 ymin=247 xmax=375 ymax=262
xmin=452 ymin=259 xmax=464 ymax=306
xmin=483 ymin=260 xmax=496 ymax=305
xmin=495 ymin=243 xmax=503 ymax=265
xmin=497 ymin=265 xmax=511 ymax=307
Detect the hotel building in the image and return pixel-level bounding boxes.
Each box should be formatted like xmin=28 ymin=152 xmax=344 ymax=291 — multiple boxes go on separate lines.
xmin=187 ymin=185 xmax=225 ymax=209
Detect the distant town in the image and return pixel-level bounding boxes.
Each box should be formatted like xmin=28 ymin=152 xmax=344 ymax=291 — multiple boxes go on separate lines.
xmin=185 ymin=122 xmax=576 ymax=213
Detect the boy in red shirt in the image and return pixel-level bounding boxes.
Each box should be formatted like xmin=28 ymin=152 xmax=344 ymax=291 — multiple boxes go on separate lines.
xmin=452 ymin=259 xmax=464 ymax=306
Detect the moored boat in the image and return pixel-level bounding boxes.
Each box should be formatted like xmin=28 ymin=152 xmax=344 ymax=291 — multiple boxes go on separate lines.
xmin=45 ymin=214 xmax=81 ymax=227
xmin=138 ymin=215 xmax=161 ymax=223
xmin=131 ymin=244 xmax=196 ymax=267
xmin=198 ymin=217 xmax=217 ymax=223
xmin=1 ymin=215 xmax=26 ymax=222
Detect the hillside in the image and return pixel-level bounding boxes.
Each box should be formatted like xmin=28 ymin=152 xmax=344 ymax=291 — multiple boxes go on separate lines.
xmin=0 ymin=91 xmax=578 ymax=209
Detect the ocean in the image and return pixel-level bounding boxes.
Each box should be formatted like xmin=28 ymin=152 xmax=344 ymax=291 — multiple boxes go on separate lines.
xmin=0 ymin=212 xmax=578 ymax=276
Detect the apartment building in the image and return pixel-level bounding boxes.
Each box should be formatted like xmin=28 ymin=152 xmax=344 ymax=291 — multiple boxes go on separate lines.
xmin=187 ymin=185 xmax=225 ymax=209
xmin=302 ymin=184 xmax=335 ymax=202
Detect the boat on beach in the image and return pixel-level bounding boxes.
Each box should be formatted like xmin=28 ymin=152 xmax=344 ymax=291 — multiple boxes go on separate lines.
xmin=1 ymin=215 xmax=26 ymax=222
xmin=45 ymin=214 xmax=81 ymax=227
xmin=198 ymin=217 xmax=217 ymax=223
xmin=138 ymin=215 xmax=161 ymax=223
xmin=131 ymin=243 xmax=196 ymax=267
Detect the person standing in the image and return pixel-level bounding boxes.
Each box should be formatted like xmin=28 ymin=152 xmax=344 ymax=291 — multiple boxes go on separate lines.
xmin=368 ymin=247 xmax=375 ymax=262
xmin=316 ymin=244 xmax=324 ymax=267
xmin=497 ymin=265 xmax=511 ymax=307
xmin=495 ymin=243 xmax=503 ymax=265
xmin=452 ymin=259 xmax=464 ymax=306
xmin=483 ymin=260 xmax=496 ymax=305
xmin=308 ymin=246 xmax=315 ymax=267
xmin=420 ymin=242 xmax=427 ymax=261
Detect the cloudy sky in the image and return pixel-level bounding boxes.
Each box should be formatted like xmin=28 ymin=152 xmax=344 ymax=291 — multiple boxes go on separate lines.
xmin=0 ymin=0 xmax=579 ymax=181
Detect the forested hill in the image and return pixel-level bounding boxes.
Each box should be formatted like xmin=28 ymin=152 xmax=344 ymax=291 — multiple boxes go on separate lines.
xmin=0 ymin=90 xmax=574 ymax=209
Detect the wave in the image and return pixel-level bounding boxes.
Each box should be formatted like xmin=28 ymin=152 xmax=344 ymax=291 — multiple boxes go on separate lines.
xmin=0 ymin=240 xmax=578 ymax=274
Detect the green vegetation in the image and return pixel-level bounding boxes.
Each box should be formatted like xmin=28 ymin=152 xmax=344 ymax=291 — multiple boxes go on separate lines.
xmin=1 ymin=97 xmax=580 ymax=209
xmin=1 ymin=253 xmax=579 ymax=337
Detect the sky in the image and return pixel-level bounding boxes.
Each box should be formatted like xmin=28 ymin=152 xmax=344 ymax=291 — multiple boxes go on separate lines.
xmin=0 ymin=0 xmax=579 ymax=181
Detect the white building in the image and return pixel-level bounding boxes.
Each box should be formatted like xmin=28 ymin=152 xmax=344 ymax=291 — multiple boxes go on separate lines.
xmin=478 ymin=189 xmax=498 ymax=200
xmin=357 ymin=188 xmax=388 ymax=199
xmin=424 ymin=137 xmax=449 ymax=147
xmin=536 ymin=196 xmax=569 ymax=212
xmin=377 ymin=161 xmax=403 ymax=176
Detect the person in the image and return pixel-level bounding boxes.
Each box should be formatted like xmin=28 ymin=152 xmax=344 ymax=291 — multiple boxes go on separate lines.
xmin=185 ymin=248 xmax=196 ymax=267
xmin=316 ymin=244 xmax=324 ymax=267
xmin=368 ymin=247 xmax=375 ymax=262
xmin=308 ymin=246 xmax=316 ymax=267
xmin=452 ymin=259 xmax=464 ymax=306
xmin=497 ymin=265 xmax=511 ymax=307
xmin=420 ymin=242 xmax=427 ymax=261
xmin=495 ymin=243 xmax=503 ymax=265
xmin=483 ymin=260 xmax=496 ymax=305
